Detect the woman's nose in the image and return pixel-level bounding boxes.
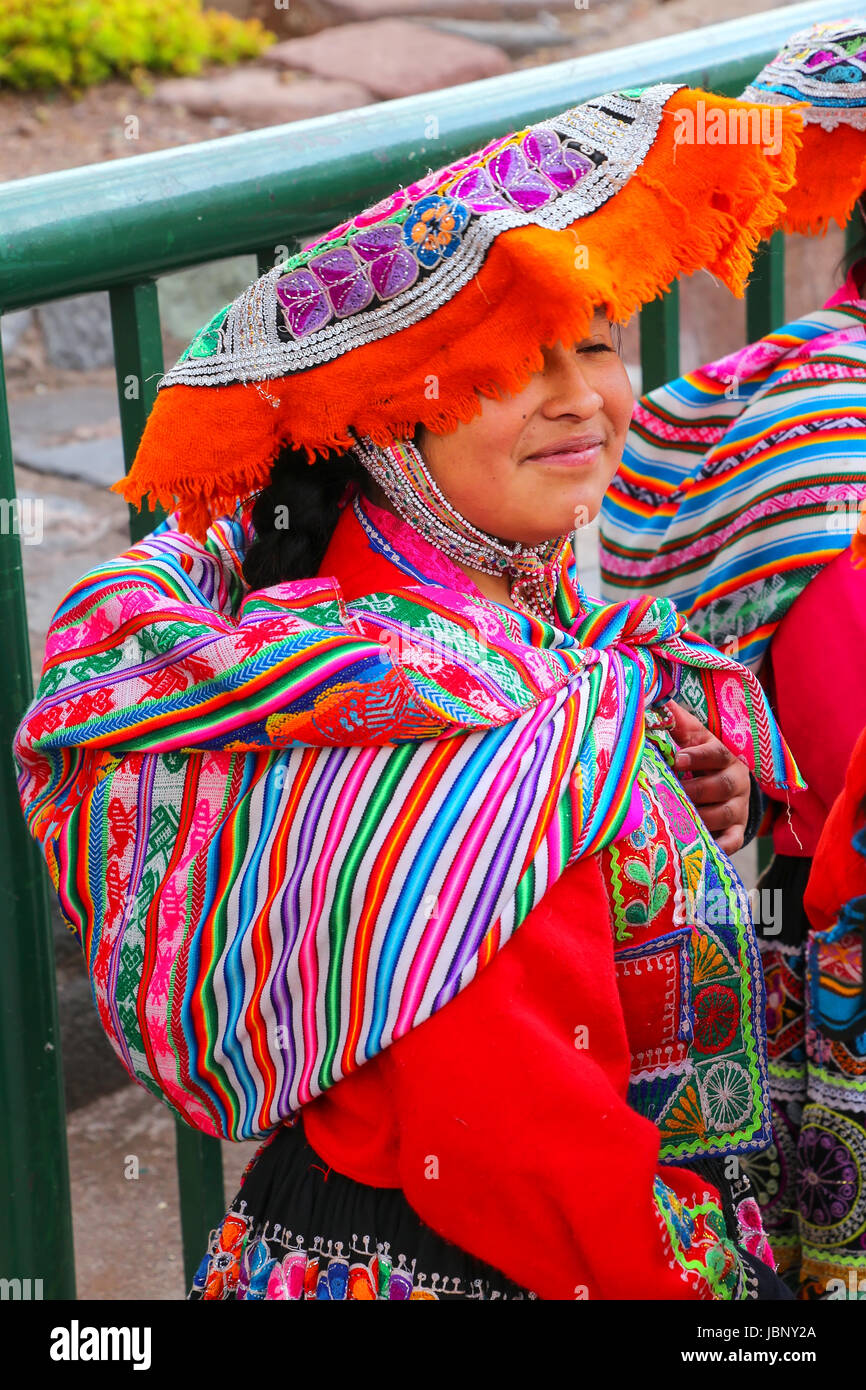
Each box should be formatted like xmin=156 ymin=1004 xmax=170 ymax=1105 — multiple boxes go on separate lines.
xmin=540 ymin=342 xmax=604 ymax=417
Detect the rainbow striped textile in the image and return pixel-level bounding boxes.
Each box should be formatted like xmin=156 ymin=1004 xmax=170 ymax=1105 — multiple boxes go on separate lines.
xmin=13 ymin=502 xmax=802 ymax=1140
xmin=600 ymin=291 xmax=866 ymax=670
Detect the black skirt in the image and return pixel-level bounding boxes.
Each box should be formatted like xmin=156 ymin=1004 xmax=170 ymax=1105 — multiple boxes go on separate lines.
xmin=189 ymin=1120 xmax=535 ymax=1301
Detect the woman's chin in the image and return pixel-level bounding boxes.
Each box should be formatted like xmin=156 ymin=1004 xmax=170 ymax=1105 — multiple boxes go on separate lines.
xmin=532 ymin=499 xmax=600 ymax=541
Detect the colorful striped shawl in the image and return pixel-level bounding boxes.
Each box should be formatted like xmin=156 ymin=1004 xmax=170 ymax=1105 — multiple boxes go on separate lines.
xmin=600 ymin=283 xmax=866 ymax=670
xmin=13 ymin=501 xmax=802 ymax=1140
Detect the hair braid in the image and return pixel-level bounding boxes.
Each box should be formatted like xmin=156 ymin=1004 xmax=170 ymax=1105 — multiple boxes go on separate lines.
xmin=242 ymin=444 xmax=366 ymax=590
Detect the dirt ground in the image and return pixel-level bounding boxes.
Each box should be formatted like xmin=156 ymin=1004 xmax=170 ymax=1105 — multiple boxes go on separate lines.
xmin=0 ymin=76 xmax=255 ymax=184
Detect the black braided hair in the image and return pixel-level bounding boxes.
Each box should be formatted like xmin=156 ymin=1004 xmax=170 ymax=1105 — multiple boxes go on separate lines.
xmin=242 ymin=442 xmax=368 ymax=590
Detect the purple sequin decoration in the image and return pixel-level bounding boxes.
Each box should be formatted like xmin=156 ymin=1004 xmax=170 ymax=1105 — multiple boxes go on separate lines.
xmin=277 ymin=124 xmax=597 ymax=337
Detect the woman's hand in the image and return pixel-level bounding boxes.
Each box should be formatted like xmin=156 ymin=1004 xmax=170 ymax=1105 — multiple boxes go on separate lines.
xmin=666 ymin=701 xmax=752 ymax=855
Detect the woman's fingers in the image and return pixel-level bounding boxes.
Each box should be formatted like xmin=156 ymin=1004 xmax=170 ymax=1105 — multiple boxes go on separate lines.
xmin=666 ymin=700 xmax=709 ymax=747
xmin=713 ymin=825 xmax=746 ymax=855
xmin=674 ymin=738 xmax=736 ymax=774
xmin=692 ymin=796 xmax=749 ymax=831
xmin=664 ymin=700 xmax=750 ymax=854
xmin=678 ymin=767 xmax=749 ymax=805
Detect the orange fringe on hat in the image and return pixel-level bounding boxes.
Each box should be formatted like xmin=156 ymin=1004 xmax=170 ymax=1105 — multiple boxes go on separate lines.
xmin=776 ymin=119 xmax=866 ymax=235
xmin=113 ymin=87 xmax=802 ymax=542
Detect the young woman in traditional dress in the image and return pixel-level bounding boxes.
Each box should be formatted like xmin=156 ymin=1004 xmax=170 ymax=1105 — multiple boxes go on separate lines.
xmin=15 ymin=83 xmax=803 ymax=1300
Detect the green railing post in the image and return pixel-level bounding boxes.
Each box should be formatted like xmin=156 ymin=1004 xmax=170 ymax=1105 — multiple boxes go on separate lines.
xmin=175 ymin=1122 xmax=226 ymax=1292
xmin=0 ymin=327 xmax=76 ymax=1299
xmin=109 ymin=281 xmax=168 ymax=542
xmin=639 ymin=284 xmax=680 ymax=394
xmin=746 ymin=231 xmax=786 ymax=344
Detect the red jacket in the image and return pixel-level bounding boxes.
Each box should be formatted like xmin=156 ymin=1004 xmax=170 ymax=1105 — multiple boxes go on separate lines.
xmin=301 ymin=502 xmax=738 ymax=1300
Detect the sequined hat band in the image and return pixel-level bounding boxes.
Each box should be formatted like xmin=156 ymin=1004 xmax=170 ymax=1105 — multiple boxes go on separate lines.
xmin=351 ymin=435 xmax=569 ymax=622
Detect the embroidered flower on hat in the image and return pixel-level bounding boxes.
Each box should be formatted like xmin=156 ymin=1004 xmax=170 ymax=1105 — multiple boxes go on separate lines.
xmin=276 ymin=268 xmax=333 ymax=339
xmin=403 ymin=195 xmax=470 ymax=269
xmin=275 ymin=220 xmax=423 ymax=339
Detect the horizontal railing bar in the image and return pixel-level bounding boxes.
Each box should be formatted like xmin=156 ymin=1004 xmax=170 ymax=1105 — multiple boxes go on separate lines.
xmin=0 ymin=0 xmax=842 ymax=313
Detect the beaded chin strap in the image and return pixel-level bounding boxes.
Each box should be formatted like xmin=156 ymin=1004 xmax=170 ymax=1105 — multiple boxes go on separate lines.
xmin=350 ymin=434 xmax=571 ymax=623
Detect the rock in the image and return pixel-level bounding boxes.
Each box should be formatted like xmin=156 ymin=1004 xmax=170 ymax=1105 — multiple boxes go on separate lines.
xmin=67 ymin=1083 xmax=259 ymax=1299
xmin=1 ymin=308 xmax=34 ymax=355
xmin=419 ymin=15 xmax=572 ymax=56
xmin=265 ymin=18 xmax=510 ymax=100
xmin=152 ymin=68 xmax=375 ymax=125
xmin=319 ymin=0 xmax=576 ymax=18
xmin=10 ymin=386 xmax=126 ymax=489
xmin=9 ymin=384 xmax=120 ymax=438
xmin=13 ymin=436 xmax=125 ymax=489
xmin=36 ymin=292 xmax=114 ymax=370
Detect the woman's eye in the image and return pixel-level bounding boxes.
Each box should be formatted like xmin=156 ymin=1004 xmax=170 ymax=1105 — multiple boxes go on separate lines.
xmin=577 ymin=341 xmax=614 ymax=354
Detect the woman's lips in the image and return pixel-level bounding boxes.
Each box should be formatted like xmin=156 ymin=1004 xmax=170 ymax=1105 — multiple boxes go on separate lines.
xmin=524 ymin=437 xmax=604 ymax=468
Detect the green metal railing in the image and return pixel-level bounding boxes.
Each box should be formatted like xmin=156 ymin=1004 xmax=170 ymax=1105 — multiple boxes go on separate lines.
xmin=0 ymin=0 xmax=851 ymax=1299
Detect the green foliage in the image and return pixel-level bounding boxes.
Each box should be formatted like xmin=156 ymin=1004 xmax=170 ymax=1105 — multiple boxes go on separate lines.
xmin=0 ymin=0 xmax=275 ymax=92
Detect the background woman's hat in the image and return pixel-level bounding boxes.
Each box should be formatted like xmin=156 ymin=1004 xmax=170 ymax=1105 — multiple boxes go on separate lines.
xmin=740 ymin=18 xmax=866 ymax=235
xmin=113 ymin=83 xmax=801 ymax=541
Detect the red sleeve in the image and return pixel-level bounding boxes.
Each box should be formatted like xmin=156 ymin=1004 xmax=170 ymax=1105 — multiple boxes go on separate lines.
xmin=376 ymin=854 xmax=743 ymax=1300
xmin=764 ymin=550 xmax=866 ymax=851
xmin=805 ymin=723 xmax=866 ymax=934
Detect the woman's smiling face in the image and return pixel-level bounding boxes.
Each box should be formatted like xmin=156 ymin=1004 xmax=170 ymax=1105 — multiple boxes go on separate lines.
xmin=416 ymin=310 xmax=633 ymax=546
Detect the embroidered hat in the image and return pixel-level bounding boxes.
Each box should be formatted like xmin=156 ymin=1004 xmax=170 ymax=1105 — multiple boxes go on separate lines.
xmin=114 ymin=83 xmax=801 ymax=541
xmin=740 ymin=18 xmax=866 ymax=234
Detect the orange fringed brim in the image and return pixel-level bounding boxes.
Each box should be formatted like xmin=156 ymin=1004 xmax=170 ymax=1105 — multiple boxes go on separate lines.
xmin=777 ymin=119 xmax=866 ymax=235
xmin=113 ymin=87 xmax=802 ymax=542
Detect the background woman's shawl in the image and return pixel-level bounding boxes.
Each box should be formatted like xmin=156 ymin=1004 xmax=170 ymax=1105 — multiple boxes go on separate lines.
xmin=600 ymin=279 xmax=866 ymax=670
xmin=13 ymin=505 xmax=801 ymax=1140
